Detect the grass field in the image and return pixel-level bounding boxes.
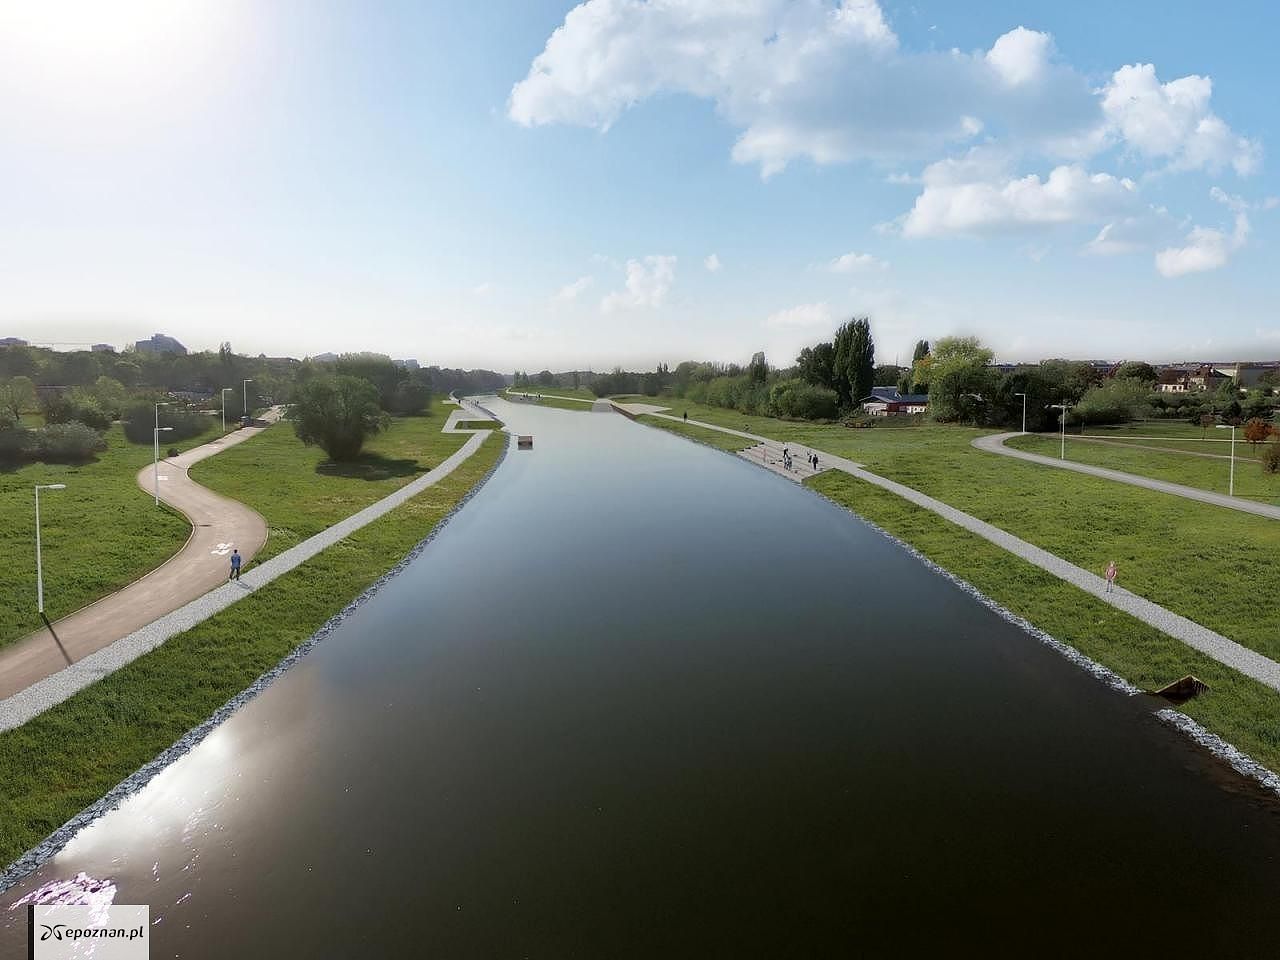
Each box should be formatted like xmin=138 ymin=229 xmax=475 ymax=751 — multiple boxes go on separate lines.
xmin=191 ymin=406 xmax=468 ymax=561
xmin=1008 ymin=431 xmax=1280 ymax=504
xmin=0 ymin=431 xmax=502 ymax=869
xmin=637 ymin=415 xmax=754 ymax=452
xmin=0 ymin=420 xmax=222 ymax=649
xmin=635 ymin=400 xmax=1280 ymax=663
xmin=503 ymin=388 xmax=598 ymax=412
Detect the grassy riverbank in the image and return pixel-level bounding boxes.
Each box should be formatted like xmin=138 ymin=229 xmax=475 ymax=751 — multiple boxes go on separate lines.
xmin=191 ymin=407 xmax=468 ymax=561
xmin=502 ymin=388 xmax=597 ymax=412
xmin=1007 ymin=431 xmax=1280 ymax=504
xmin=637 ymin=402 xmax=1280 ymax=663
xmin=0 ymin=421 xmax=221 ymax=649
xmin=808 ymin=470 xmax=1280 ymax=778
xmin=0 ymin=431 xmax=502 ymax=869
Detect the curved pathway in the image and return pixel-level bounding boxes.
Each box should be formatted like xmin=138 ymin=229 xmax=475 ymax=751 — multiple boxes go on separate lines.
xmin=640 ymin=412 xmax=1280 ymax=695
xmin=974 ymin=432 xmax=1280 ymax=520
xmin=0 ymin=403 xmax=500 ymax=727
xmin=0 ymin=412 xmax=282 ymax=699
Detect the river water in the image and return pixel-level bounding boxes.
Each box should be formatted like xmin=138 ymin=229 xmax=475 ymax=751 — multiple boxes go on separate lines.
xmin=4 ymin=398 xmax=1280 ymax=956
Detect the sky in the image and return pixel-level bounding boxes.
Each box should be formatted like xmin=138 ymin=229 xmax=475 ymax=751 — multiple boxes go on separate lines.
xmin=1 ymin=0 xmax=1277 ymax=371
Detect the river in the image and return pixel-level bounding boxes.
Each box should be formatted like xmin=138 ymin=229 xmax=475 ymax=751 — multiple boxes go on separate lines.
xmin=5 ymin=397 xmax=1280 ymax=956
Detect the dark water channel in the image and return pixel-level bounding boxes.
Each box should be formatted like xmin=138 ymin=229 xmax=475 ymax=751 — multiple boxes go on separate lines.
xmin=5 ymin=398 xmax=1280 ymax=956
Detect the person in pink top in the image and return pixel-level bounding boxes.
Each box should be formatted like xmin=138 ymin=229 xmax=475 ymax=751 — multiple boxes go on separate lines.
xmin=1105 ymin=560 xmax=1117 ymax=594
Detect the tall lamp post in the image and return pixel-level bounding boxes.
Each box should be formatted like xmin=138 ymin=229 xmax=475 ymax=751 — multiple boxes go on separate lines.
xmin=242 ymin=379 xmax=254 ymax=423
xmin=153 ymin=426 xmax=174 ymax=505
xmin=1014 ymin=392 xmax=1028 ymax=434
xmin=154 ymin=400 xmax=171 ymax=486
xmin=221 ymin=387 xmax=233 ymax=433
xmin=35 ymin=483 xmax=67 ymax=614
xmin=1049 ymin=403 xmax=1069 ymax=460
xmin=1216 ymin=423 xmax=1237 ymax=497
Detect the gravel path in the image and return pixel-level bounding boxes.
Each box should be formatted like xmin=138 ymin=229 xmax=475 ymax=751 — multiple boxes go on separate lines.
xmin=0 ymin=403 xmax=501 ymax=732
xmin=647 ymin=413 xmax=1280 ymax=694
xmin=974 ymin=432 xmax=1280 ymax=520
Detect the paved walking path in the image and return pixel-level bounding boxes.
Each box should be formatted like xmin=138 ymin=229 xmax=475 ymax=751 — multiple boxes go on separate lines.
xmin=974 ymin=432 xmax=1280 ymax=520
xmin=645 ymin=412 xmax=1280 ymax=694
xmin=0 ymin=402 xmax=501 ymax=731
xmin=0 ymin=410 xmax=284 ymax=700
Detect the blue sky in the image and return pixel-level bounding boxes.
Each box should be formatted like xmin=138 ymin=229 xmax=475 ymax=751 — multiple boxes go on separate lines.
xmin=2 ymin=0 xmax=1277 ymax=370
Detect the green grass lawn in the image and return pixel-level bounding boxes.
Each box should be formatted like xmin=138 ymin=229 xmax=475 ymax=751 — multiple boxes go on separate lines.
xmin=0 ymin=431 xmax=502 ymax=868
xmin=636 ymin=400 xmax=1280 ymax=663
xmin=636 ymin=415 xmax=754 ymax=452
xmin=808 ymin=471 xmax=1280 ymax=778
xmin=0 ymin=420 xmax=222 ymax=649
xmin=1008 ymin=431 xmax=1280 ymax=504
xmin=506 ymin=385 xmax=596 ymax=401
xmin=191 ymin=405 xmax=468 ymax=561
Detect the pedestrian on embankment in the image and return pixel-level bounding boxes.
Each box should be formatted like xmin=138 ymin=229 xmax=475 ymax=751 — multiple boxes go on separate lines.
xmin=1105 ymin=560 xmax=1117 ymax=593
xmin=230 ymin=549 xmax=242 ymax=581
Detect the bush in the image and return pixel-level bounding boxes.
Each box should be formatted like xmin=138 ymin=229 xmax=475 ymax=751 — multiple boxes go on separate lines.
xmin=122 ymin=400 xmax=210 ymax=444
xmin=768 ymin=379 xmax=839 ymax=420
xmin=290 ymin=374 xmax=388 ymax=461
xmin=390 ymin=379 xmax=431 ymax=415
xmin=0 ymin=426 xmax=37 ymax=463
xmin=34 ymin=421 xmax=107 ymax=462
xmin=1263 ymin=440 xmax=1280 ymax=475
xmin=41 ymin=390 xmax=111 ymax=431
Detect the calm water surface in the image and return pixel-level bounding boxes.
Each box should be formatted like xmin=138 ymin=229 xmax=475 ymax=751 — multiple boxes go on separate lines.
xmin=4 ymin=398 xmax=1280 ymax=956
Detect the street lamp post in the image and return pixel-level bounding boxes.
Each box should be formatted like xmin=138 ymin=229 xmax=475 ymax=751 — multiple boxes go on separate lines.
xmin=153 ymin=426 xmax=174 ymax=505
xmin=1014 ymin=392 xmax=1027 ymax=434
xmin=1049 ymin=403 xmax=1069 ymax=460
xmin=1217 ymin=423 xmax=1237 ymax=496
xmin=35 ymin=483 xmax=67 ymax=614
xmin=242 ymin=379 xmax=254 ymax=423
xmin=221 ymin=388 xmax=233 ymax=433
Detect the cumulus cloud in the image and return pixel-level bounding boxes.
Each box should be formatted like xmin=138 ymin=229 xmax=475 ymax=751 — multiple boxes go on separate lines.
xmin=985 ymin=26 xmax=1053 ymax=87
xmin=1100 ymin=64 xmax=1261 ymax=175
xmin=601 ymin=255 xmax=676 ymax=312
xmin=703 ymin=253 xmax=722 ymax=272
xmin=901 ymin=162 xmax=1138 ymax=237
xmin=1155 ymin=188 xmax=1251 ymax=277
xmin=825 ymin=251 xmax=888 ymax=272
xmin=764 ymin=302 xmax=833 ymax=328
xmin=553 ymin=276 xmax=592 ymax=303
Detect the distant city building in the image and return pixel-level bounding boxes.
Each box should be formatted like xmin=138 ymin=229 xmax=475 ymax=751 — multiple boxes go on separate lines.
xmin=393 ymin=358 xmax=420 ymax=370
xmin=91 ymin=343 xmax=116 ymax=353
xmin=135 ymin=333 xmax=187 ymax=355
xmin=312 ymin=352 xmax=339 ymax=363
xmin=0 ymin=337 xmax=28 ymax=347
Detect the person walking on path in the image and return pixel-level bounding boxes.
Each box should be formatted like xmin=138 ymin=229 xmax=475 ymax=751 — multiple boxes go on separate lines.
xmin=230 ymin=549 xmax=242 ymax=581
xmin=1105 ymin=560 xmax=1117 ymax=593
xmin=683 ymin=411 xmax=688 ymax=422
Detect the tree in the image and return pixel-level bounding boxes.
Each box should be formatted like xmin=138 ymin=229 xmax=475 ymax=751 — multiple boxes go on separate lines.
xmin=796 ymin=342 xmax=836 ymax=391
xmin=290 ymin=375 xmax=388 ymax=461
xmin=909 ymin=339 xmax=932 ymax=393
xmin=833 ymin=318 xmax=874 ymax=407
xmin=390 ymin=379 xmax=432 ymax=415
xmin=1072 ymin=378 xmax=1153 ymax=425
xmin=0 ymin=376 xmax=36 ymax=421
xmin=912 ymin=339 xmax=930 ymax=364
xmin=874 ymin=364 xmax=903 ymax=387
xmin=1244 ymin=417 xmax=1273 ymax=448
xmin=748 ymin=351 xmax=769 ymax=384
xmin=927 ymin=336 xmax=996 ymax=423
xmin=1113 ymin=361 xmax=1157 ymax=383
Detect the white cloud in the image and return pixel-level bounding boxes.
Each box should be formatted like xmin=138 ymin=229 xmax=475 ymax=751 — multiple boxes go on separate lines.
xmin=703 ymin=253 xmax=722 ymax=272
xmin=1155 ymin=188 xmax=1251 ymax=278
xmin=552 ymin=275 xmax=592 ymax=303
xmin=1084 ymin=209 xmax=1176 ymax=256
xmin=901 ymin=163 xmax=1138 ymax=237
xmin=764 ymin=301 xmax=833 ymax=329
xmin=985 ymin=27 xmax=1052 ymax=87
xmin=825 ymin=251 xmax=888 ymax=272
xmin=601 ymin=255 xmax=676 ymax=312
xmin=1100 ymin=64 xmax=1261 ymax=175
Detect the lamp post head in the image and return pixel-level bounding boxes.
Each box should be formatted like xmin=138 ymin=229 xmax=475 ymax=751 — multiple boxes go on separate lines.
xmin=156 ymin=426 xmax=174 ymax=433
xmin=37 ymin=483 xmax=67 ymax=491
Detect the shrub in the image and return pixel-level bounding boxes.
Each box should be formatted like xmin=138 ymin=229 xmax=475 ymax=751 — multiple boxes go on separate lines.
xmin=0 ymin=426 xmax=37 ymax=463
xmin=1263 ymin=440 xmax=1280 ymax=475
xmin=122 ymin=400 xmax=210 ymax=444
xmin=390 ymin=379 xmax=431 ymax=415
xmin=768 ymin=379 xmax=839 ymax=420
xmin=41 ymin=390 xmax=111 ymax=431
xmin=34 ymin=421 xmax=107 ymax=462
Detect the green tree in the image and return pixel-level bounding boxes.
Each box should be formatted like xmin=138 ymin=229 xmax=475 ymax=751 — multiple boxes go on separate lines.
xmin=832 ymin=318 xmax=874 ymax=406
xmin=748 ymin=351 xmax=769 ymax=384
xmin=927 ymin=336 xmax=996 ymax=423
xmin=0 ymin=376 xmax=36 ymax=421
xmin=796 ymin=342 xmax=836 ymax=391
xmin=1113 ymin=361 xmax=1157 ymax=383
xmin=290 ymin=375 xmax=388 ymax=461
